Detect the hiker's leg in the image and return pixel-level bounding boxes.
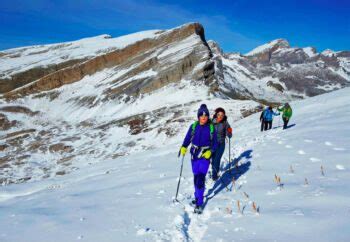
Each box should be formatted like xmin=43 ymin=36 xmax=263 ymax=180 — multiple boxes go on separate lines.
xmin=212 ymin=144 xmax=225 ymax=179
xmin=194 ymin=158 xmax=210 ymax=206
xmin=192 ymin=159 xmax=200 ymax=200
xmin=268 ymin=121 xmax=272 ymax=130
xmin=264 ymin=121 xmax=268 ymax=131
xmin=283 ymin=117 xmax=289 ymax=129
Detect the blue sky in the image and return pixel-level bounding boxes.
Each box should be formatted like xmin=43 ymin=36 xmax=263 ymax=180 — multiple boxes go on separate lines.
xmin=1 ymin=0 xmax=349 ymax=53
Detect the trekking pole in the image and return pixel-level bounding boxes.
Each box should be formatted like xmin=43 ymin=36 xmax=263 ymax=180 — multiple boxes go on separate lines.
xmin=229 ymin=138 xmax=231 ymax=168
xmin=174 ymin=153 xmax=185 ymax=203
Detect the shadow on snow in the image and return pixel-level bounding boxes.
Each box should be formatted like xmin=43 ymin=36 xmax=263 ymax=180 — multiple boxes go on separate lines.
xmin=203 ymin=149 xmax=253 ymax=208
xmin=273 ymin=123 xmax=296 ymax=130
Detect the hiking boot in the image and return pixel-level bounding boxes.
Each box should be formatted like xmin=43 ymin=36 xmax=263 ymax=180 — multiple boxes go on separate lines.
xmin=194 ymin=205 xmax=203 ymax=214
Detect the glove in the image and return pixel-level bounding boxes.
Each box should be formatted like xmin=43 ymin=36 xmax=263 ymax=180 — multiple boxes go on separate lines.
xmin=179 ymin=146 xmax=187 ymax=156
xmin=227 ymin=127 xmax=232 ymax=136
xmin=202 ymin=150 xmax=212 ymax=159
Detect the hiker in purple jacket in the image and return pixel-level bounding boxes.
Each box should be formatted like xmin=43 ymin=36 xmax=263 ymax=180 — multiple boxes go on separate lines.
xmin=179 ymin=104 xmax=218 ymax=214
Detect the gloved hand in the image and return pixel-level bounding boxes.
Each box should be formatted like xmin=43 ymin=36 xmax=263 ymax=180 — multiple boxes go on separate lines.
xmin=179 ymin=146 xmax=187 ymax=156
xmin=202 ymin=150 xmax=212 ymax=159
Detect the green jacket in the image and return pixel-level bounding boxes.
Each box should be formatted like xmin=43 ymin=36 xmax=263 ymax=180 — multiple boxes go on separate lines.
xmin=278 ymin=106 xmax=293 ymax=119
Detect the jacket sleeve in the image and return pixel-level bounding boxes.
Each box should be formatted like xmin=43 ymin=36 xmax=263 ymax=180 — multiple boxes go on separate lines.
xmin=182 ymin=125 xmax=193 ymax=148
xmin=277 ymin=107 xmax=283 ymax=112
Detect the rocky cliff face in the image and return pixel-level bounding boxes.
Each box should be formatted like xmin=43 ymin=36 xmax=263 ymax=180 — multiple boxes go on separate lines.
xmin=1 ymin=23 xmax=215 ymax=100
xmin=213 ymin=39 xmax=350 ymax=103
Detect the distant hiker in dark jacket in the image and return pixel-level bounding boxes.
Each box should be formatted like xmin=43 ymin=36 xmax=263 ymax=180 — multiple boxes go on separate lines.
xmin=211 ymin=107 xmax=232 ymax=181
xmin=278 ymin=103 xmax=293 ymax=129
xmin=260 ymin=106 xmax=279 ymax=131
xmin=180 ymin=104 xmax=218 ymax=214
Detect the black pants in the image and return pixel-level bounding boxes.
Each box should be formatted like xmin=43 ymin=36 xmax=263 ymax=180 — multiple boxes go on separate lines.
xmin=261 ymin=120 xmax=272 ymax=131
xmin=283 ymin=117 xmax=289 ymax=129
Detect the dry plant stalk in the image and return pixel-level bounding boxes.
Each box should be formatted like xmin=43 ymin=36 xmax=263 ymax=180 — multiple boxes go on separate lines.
xmin=304 ymin=178 xmax=309 ymax=185
xmin=274 ymin=174 xmax=281 ymax=185
xmin=321 ymin=166 xmax=325 ymax=176
xmin=290 ymin=165 xmax=294 ymax=173
xmin=237 ymin=200 xmax=242 ymax=214
xmin=232 ymin=178 xmax=236 ymax=190
xmin=252 ymin=202 xmax=259 ymax=214
xmin=243 ymin=192 xmax=249 ymax=199
xmin=226 ymin=205 xmax=232 ymax=214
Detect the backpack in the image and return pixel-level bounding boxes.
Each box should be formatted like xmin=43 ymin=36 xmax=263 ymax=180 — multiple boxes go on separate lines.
xmin=191 ymin=121 xmax=215 ymax=143
xmin=260 ymin=111 xmax=264 ymax=121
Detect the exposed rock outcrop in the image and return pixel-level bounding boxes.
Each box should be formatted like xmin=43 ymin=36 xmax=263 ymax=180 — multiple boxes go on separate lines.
xmin=3 ymin=23 xmax=214 ymax=100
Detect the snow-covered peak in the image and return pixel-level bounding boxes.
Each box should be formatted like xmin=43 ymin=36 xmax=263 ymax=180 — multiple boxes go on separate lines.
xmin=321 ymin=49 xmax=336 ymax=57
xmin=245 ymin=39 xmax=290 ymax=56
xmin=303 ymin=47 xmax=317 ymax=57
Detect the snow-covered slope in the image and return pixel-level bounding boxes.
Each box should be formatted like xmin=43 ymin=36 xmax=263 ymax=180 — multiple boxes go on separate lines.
xmin=245 ymin=39 xmax=290 ymax=56
xmin=1 ymin=87 xmax=349 ymax=242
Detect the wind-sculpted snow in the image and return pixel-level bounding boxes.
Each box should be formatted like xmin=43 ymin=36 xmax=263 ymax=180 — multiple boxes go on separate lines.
xmin=0 ymin=88 xmax=349 ymax=241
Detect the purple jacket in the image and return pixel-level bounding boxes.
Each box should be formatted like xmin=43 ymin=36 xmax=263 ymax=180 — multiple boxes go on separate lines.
xmin=182 ymin=122 xmax=218 ymax=157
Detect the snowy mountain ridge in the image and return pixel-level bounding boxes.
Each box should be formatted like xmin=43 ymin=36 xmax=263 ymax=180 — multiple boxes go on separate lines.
xmin=245 ymin=38 xmax=290 ymax=56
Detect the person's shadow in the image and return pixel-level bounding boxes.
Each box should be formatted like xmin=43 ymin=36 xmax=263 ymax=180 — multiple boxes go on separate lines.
xmin=285 ymin=123 xmax=296 ymax=129
xmin=273 ymin=123 xmax=296 ymax=129
xmin=203 ymin=149 xmax=252 ymax=208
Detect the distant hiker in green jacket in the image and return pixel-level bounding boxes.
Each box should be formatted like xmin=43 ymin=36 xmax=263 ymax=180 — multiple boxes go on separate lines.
xmin=278 ymin=103 xmax=293 ymax=129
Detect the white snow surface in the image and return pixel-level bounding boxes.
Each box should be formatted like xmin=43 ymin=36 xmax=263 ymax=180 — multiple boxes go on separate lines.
xmin=1 ymin=87 xmax=349 ymax=241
